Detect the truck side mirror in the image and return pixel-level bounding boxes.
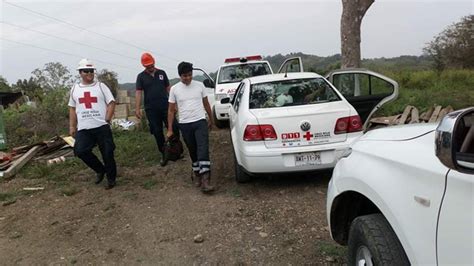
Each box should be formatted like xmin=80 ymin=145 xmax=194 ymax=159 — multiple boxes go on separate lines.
xmin=435 ymin=107 xmax=474 ymax=174
xmin=203 ymin=79 xmax=215 ymax=89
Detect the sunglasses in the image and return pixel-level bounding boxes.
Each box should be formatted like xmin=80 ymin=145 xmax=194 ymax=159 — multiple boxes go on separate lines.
xmin=81 ymin=69 xmax=94 ymax=74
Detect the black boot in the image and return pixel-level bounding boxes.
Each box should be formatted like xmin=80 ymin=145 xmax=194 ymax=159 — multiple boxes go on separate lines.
xmin=95 ymin=172 xmax=105 ymax=184
xmin=200 ymin=172 xmax=214 ymax=193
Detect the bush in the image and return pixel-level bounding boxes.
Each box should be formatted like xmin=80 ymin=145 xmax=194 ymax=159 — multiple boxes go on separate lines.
xmin=4 ymin=88 xmax=69 ymax=148
xmin=376 ymin=69 xmax=474 ymax=116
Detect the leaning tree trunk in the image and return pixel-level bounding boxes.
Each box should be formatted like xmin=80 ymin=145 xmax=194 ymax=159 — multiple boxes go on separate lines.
xmin=341 ymin=0 xmax=374 ymax=68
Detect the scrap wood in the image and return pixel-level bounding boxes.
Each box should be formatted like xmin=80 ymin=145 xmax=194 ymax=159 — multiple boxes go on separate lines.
xmin=420 ymin=106 xmax=434 ymax=122
xmin=398 ymin=106 xmax=413 ymax=125
xmin=61 ymin=136 xmax=75 ymax=147
xmin=409 ymin=107 xmax=420 ymax=124
xmin=35 ymin=148 xmax=73 ymax=162
xmin=0 ymin=145 xmax=41 ymax=179
xmin=370 ymin=115 xmax=401 ymax=125
xmin=436 ymin=105 xmax=454 ymax=122
xmin=428 ymin=105 xmax=443 ymax=123
xmin=23 ymin=187 xmax=44 ymax=191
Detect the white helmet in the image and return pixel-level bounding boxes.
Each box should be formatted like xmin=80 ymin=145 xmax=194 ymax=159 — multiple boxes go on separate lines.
xmin=77 ymin=58 xmax=96 ymax=70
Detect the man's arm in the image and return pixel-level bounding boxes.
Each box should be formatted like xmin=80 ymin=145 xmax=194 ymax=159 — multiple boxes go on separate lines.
xmin=166 ymin=102 xmax=177 ymax=138
xmin=106 ymin=101 xmax=115 ymax=123
xmin=135 ymin=90 xmax=142 ymax=119
xmin=69 ymin=107 xmax=78 ymax=137
xmin=203 ymin=96 xmax=213 ymax=129
xmin=166 ymin=85 xmax=171 ymax=93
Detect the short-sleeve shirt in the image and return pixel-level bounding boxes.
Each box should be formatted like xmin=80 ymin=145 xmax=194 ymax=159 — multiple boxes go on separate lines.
xmin=68 ymin=81 xmax=115 ymax=131
xmin=136 ymin=69 xmax=170 ymax=110
xmin=169 ymin=81 xmax=207 ymax=124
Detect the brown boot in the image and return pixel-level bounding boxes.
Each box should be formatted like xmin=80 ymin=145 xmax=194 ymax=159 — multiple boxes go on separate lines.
xmin=191 ymin=171 xmax=202 ymax=187
xmin=200 ymin=172 xmax=214 ymax=193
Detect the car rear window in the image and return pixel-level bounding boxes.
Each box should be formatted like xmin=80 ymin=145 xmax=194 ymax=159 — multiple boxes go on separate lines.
xmin=249 ymin=78 xmax=341 ymax=109
xmin=218 ymin=63 xmax=272 ymax=84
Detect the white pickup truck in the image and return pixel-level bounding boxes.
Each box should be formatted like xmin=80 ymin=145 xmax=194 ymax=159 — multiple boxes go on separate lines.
xmin=327 ymin=107 xmax=474 ymax=265
xmin=211 ymin=55 xmax=273 ymax=128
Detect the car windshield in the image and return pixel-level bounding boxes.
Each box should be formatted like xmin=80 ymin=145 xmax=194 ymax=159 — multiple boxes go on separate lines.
xmin=249 ymin=78 xmax=341 ymax=109
xmin=218 ymin=63 xmax=271 ymax=84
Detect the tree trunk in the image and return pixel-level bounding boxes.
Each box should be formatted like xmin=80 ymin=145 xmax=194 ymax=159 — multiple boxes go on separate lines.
xmin=341 ymin=0 xmax=374 ymax=68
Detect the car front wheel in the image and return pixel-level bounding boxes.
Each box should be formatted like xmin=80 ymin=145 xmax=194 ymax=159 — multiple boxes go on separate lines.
xmin=348 ymin=214 xmax=409 ymax=266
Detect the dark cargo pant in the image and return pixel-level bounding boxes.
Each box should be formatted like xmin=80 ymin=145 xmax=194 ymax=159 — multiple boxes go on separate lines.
xmin=179 ymin=119 xmax=210 ymax=174
xmin=74 ymin=124 xmax=117 ymax=183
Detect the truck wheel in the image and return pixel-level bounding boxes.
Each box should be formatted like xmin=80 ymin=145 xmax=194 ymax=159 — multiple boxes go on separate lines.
xmin=213 ymin=108 xmax=227 ymax=129
xmin=233 ymin=152 xmax=251 ymax=183
xmin=348 ymin=214 xmax=409 ymax=266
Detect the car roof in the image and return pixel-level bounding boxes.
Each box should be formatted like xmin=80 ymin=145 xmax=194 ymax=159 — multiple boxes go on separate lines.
xmin=246 ymin=72 xmax=324 ymax=84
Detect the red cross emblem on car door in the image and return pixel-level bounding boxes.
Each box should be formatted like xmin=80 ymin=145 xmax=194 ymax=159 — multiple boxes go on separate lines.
xmin=79 ymin=91 xmax=97 ymax=109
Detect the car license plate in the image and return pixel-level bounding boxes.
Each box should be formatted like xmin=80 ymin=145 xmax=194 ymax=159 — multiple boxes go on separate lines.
xmin=295 ymin=152 xmax=322 ymax=166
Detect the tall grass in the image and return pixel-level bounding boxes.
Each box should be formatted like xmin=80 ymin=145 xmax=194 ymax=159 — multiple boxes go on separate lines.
xmin=376 ymin=69 xmax=474 ymax=116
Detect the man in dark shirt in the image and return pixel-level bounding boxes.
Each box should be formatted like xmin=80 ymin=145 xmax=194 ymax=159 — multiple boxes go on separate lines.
xmin=135 ymin=52 xmax=179 ymax=166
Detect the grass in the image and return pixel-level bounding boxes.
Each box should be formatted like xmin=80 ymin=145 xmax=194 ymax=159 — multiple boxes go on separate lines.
xmin=142 ymin=179 xmax=158 ymax=190
xmin=318 ymin=241 xmax=347 ymax=259
xmin=376 ymin=69 xmax=474 ymax=116
xmin=0 ymin=192 xmax=16 ymax=202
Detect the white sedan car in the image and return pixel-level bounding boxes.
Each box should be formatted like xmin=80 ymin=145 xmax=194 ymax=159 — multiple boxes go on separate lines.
xmin=327 ymin=108 xmax=474 ymax=265
xmin=223 ymin=59 xmax=399 ymax=182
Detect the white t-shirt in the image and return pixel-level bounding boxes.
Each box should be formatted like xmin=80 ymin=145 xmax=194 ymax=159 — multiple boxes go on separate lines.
xmin=169 ymin=81 xmax=207 ymax=124
xmin=68 ymin=81 xmax=115 ymax=131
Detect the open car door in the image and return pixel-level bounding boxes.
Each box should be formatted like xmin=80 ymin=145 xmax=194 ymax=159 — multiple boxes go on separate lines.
xmin=326 ymin=69 xmax=398 ymax=130
xmin=193 ymin=67 xmax=216 ymax=107
xmin=277 ymin=57 xmax=304 ymax=73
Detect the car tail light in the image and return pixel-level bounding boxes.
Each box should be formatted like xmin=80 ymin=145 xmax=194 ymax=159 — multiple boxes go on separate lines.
xmin=334 ymin=115 xmax=363 ymax=134
xmin=243 ymin=124 xmax=277 ymax=141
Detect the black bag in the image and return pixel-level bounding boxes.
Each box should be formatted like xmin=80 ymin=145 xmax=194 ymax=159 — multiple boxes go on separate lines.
xmin=164 ymin=135 xmax=184 ymax=162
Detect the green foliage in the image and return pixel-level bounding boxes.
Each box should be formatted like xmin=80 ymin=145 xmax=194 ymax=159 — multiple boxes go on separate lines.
xmin=97 ymin=69 xmax=119 ymax=97
xmin=12 ymin=78 xmax=43 ymax=101
xmin=424 ymin=15 xmax=474 ymax=71
xmin=31 ymin=62 xmax=73 ymax=90
xmin=0 ymin=76 xmax=12 ymax=92
xmin=4 ymin=88 xmax=69 ymax=148
xmin=376 ymin=69 xmax=474 ymax=116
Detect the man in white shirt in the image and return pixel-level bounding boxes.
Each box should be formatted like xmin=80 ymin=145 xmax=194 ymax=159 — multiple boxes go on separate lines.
xmin=167 ymin=62 xmax=214 ymax=193
xmin=68 ymin=59 xmax=117 ymax=189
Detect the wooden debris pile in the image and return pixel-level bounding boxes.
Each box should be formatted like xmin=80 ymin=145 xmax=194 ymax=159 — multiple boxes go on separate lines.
xmin=370 ymin=105 xmax=454 ymax=127
xmin=0 ymin=136 xmax=74 ymax=179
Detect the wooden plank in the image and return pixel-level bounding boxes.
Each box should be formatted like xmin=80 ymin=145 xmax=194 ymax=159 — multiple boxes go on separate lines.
xmin=409 ymin=107 xmax=420 ymax=124
xmin=389 ymin=114 xmax=402 ymax=126
xmin=428 ymin=105 xmax=442 ymax=123
xmin=1 ymin=146 xmax=41 ymax=179
xmin=420 ymin=106 xmax=434 ymax=122
xmin=436 ymin=105 xmax=454 ymax=122
xmin=398 ymin=106 xmax=413 ymax=125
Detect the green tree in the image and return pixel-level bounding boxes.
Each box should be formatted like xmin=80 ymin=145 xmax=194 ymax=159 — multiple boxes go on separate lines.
xmin=12 ymin=78 xmax=44 ymax=101
xmin=0 ymin=76 xmax=12 ymax=92
xmin=31 ymin=62 xmax=73 ymax=90
xmin=97 ymin=69 xmax=119 ymax=97
xmin=424 ymin=15 xmax=474 ymax=71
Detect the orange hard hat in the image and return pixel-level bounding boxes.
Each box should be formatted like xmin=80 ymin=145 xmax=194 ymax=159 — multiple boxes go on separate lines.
xmin=141 ymin=53 xmax=155 ymax=67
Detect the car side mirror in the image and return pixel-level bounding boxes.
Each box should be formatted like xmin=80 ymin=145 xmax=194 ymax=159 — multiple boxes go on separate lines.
xmin=203 ymin=79 xmax=215 ymax=89
xmin=220 ymin=97 xmax=231 ymax=104
xmin=435 ymin=107 xmax=474 ymax=174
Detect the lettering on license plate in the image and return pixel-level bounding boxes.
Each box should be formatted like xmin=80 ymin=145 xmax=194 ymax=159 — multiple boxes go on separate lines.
xmin=295 ymin=152 xmax=322 ymax=166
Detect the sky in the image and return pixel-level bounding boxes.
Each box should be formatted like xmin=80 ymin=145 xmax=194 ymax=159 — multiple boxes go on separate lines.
xmin=0 ymin=0 xmax=472 ymax=84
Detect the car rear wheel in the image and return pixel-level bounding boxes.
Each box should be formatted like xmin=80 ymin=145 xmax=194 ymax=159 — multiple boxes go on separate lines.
xmin=233 ymin=152 xmax=251 ymax=183
xmin=348 ymin=214 xmax=409 ymax=266
xmin=213 ymin=108 xmax=227 ymax=129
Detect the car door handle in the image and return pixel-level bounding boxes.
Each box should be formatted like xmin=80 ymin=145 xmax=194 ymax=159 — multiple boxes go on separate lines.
xmin=414 ymin=196 xmax=431 ymax=207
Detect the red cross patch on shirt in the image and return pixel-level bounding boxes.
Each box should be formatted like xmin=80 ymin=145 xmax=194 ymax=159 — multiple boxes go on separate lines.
xmin=78 ymin=91 xmax=98 ymax=109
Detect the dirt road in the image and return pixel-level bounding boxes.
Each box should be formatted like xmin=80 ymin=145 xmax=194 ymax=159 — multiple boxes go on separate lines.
xmin=0 ymin=129 xmax=345 ymax=265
